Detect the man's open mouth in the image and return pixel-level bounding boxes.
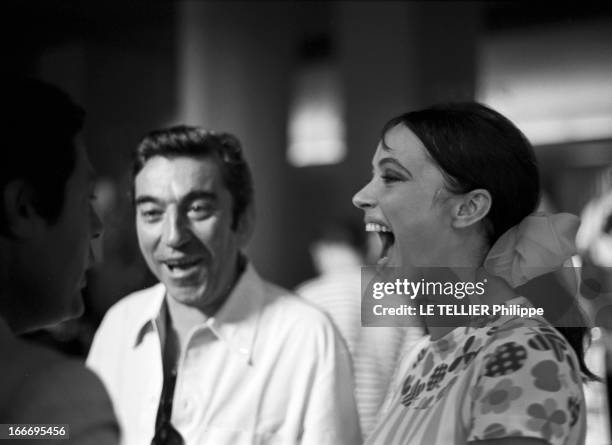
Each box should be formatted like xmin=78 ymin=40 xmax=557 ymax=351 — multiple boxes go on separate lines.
xmin=163 ymin=257 xmax=202 ymax=273
xmin=366 ymin=222 xmax=395 ymax=265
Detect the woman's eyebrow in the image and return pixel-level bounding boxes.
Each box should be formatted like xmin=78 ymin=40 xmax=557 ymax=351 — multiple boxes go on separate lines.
xmin=378 ymin=157 xmax=412 ymax=176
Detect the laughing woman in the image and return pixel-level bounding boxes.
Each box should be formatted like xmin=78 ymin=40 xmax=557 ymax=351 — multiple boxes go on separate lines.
xmin=353 ymin=103 xmax=592 ymax=445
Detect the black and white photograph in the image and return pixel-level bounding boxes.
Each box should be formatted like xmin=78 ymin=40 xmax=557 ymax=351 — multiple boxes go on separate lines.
xmin=1 ymin=1 xmax=611 ymax=444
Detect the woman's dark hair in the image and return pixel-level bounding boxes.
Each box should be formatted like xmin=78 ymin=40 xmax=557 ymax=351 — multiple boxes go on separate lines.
xmin=383 ymin=102 xmax=539 ymax=245
xmin=383 ymin=102 xmax=597 ymax=380
xmin=133 ymin=125 xmax=253 ymax=230
xmin=0 ymin=76 xmax=84 ymax=236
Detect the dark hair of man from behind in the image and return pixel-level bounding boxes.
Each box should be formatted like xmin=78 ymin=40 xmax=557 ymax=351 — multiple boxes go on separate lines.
xmin=381 ymin=102 xmax=597 ymax=381
xmin=133 ymin=126 xmax=254 ymax=230
xmin=0 ymin=75 xmax=84 ymax=237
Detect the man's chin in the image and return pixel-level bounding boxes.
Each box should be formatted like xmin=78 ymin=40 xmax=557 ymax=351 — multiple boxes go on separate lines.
xmin=165 ymin=283 xmax=207 ymax=306
xmin=57 ymin=291 xmax=85 ymax=323
xmin=69 ymin=292 xmax=85 ymax=318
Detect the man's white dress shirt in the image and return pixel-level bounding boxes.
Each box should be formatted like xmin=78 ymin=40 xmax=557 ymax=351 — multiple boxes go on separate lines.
xmin=87 ymin=264 xmax=361 ymax=445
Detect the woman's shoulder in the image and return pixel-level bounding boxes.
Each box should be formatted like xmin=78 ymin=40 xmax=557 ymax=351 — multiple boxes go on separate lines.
xmin=472 ymin=314 xmax=582 ymax=387
xmin=480 ymin=313 xmax=570 ymax=355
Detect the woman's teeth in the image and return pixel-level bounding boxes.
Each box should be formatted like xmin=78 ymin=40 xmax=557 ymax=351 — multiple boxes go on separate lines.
xmin=366 ymin=223 xmax=391 ymax=232
xmin=365 ymin=223 xmax=395 ymax=263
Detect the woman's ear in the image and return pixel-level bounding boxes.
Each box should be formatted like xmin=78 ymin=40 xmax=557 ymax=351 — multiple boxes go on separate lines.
xmin=451 ymin=188 xmax=492 ymax=229
xmin=2 ymin=180 xmax=45 ymax=239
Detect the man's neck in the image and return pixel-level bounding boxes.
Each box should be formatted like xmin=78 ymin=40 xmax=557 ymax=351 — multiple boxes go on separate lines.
xmin=164 ymin=297 xmax=209 ymax=356
xmin=163 ymin=256 xmax=246 ymax=359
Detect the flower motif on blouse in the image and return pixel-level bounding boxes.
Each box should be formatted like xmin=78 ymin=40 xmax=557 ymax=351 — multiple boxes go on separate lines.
xmin=531 ymin=360 xmax=562 ymax=392
xmin=421 ymin=352 xmax=435 ymax=377
xmin=567 ymin=396 xmax=581 ymax=427
xmin=426 ymin=364 xmax=448 ymax=391
xmin=412 ymin=348 xmax=427 ymax=369
xmin=469 ymin=313 xmax=502 ymax=329
xmin=433 ymin=335 xmax=458 ymax=361
xmin=565 ymin=353 xmax=580 ymax=385
xmin=484 ymin=341 xmax=528 ymax=377
xmin=471 ymin=384 xmax=484 ymax=401
xmin=486 ymin=320 xmax=524 ymax=340
xmin=400 ymin=374 xmax=426 ymax=407
xmin=480 ymin=378 xmax=522 ymax=414
xmin=449 ymin=335 xmax=483 ymax=373
xmin=527 ymin=326 xmax=568 ymax=362
xmin=526 ymin=398 xmax=568 ymax=440
xmin=436 ymin=375 xmax=459 ymax=402
xmin=481 ymin=423 xmax=523 ymax=439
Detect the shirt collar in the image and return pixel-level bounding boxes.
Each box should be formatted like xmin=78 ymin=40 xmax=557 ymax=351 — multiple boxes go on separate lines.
xmin=132 ymin=262 xmax=265 ymax=365
xmin=132 ymin=283 xmax=167 ymax=347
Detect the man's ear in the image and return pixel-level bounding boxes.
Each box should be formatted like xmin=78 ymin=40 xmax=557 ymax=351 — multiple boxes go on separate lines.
xmin=235 ymin=204 xmax=255 ymax=247
xmin=2 ymin=180 xmax=45 ymax=239
xmin=451 ymin=188 xmax=492 ymax=229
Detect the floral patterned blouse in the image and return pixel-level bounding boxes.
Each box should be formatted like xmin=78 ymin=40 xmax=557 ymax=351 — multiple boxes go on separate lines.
xmin=364 ymin=297 xmax=586 ymax=445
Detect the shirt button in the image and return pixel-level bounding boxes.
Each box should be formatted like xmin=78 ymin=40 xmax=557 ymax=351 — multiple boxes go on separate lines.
xmin=181 ymin=397 xmax=195 ymax=422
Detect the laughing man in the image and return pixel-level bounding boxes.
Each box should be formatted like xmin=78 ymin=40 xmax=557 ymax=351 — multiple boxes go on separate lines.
xmin=87 ymin=126 xmax=360 ymax=445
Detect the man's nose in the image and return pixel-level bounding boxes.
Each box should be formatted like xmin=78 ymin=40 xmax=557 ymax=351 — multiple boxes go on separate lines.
xmin=352 ymin=181 xmax=376 ymax=210
xmin=162 ymin=211 xmax=190 ymax=248
xmin=91 ymin=205 xmax=103 ymax=240
xmin=89 ymin=207 xmax=104 ymax=264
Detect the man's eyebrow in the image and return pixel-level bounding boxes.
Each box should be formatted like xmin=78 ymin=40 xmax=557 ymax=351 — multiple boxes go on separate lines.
xmin=378 ymin=157 xmax=412 ymax=176
xmin=134 ymin=191 xmax=218 ymax=206
xmin=183 ymin=190 xmax=217 ymax=203
xmin=135 ymin=195 xmax=163 ymax=206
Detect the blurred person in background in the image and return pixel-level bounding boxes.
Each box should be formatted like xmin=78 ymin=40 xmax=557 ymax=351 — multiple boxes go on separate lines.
xmin=576 ymin=169 xmax=612 ymax=444
xmin=295 ymin=218 xmax=423 ymax=437
xmin=521 ymin=191 xmax=611 ymax=445
xmin=0 ymin=75 xmax=118 ymax=443
xmin=353 ymin=102 xmax=593 ymax=444
xmin=87 ymin=126 xmax=360 ymax=445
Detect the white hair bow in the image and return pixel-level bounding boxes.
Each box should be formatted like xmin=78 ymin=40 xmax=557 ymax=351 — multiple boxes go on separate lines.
xmin=484 ymin=212 xmax=580 ymax=287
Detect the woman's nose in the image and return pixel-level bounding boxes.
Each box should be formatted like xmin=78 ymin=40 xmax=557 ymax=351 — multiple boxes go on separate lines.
xmin=352 ymin=182 xmax=376 ymax=209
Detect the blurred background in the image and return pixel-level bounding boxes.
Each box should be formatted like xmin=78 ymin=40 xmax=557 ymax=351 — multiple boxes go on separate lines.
xmin=2 ymin=0 xmax=611 ymax=327
xmin=4 ymin=1 xmax=611 ymax=442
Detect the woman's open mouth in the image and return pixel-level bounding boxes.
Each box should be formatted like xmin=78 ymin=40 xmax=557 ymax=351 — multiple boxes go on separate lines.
xmin=366 ymin=222 xmax=395 ymax=265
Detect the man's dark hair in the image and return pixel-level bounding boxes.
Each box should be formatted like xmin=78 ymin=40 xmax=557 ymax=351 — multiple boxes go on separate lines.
xmin=133 ymin=126 xmax=254 ymax=230
xmin=0 ymin=76 xmax=84 ymax=236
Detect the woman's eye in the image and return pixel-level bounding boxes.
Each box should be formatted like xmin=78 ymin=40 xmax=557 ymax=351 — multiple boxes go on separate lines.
xmin=381 ymin=172 xmax=402 ymax=183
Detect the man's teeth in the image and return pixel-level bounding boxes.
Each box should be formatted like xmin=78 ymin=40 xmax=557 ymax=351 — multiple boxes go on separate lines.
xmin=365 ymin=223 xmax=391 ymax=233
xmin=166 ymin=259 xmax=199 ymax=270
